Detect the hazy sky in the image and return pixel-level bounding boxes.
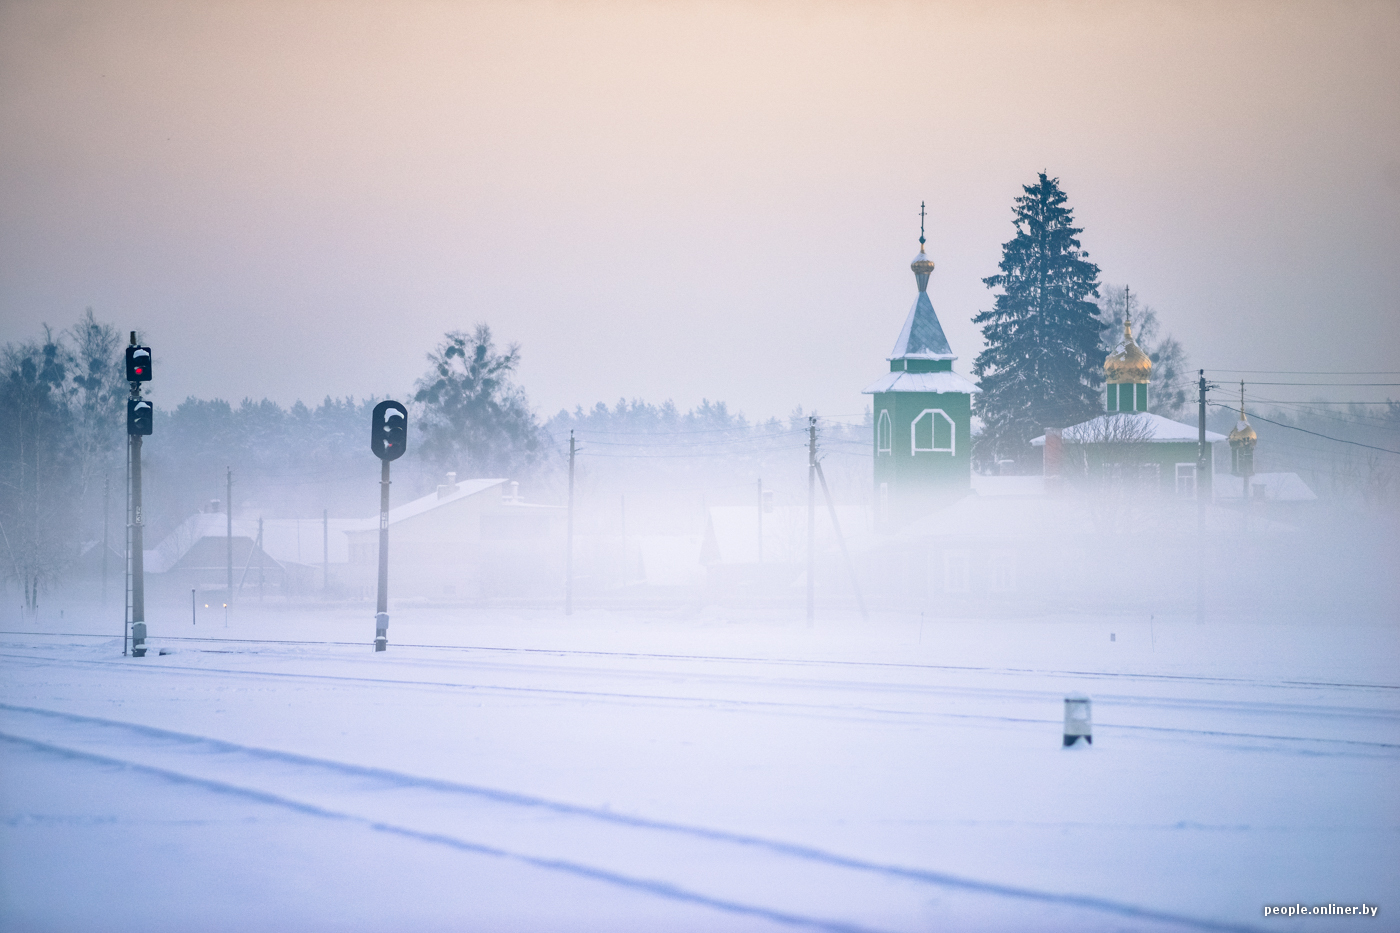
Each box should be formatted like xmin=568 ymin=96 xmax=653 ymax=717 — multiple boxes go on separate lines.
xmin=2 ymin=0 xmax=1397 ymax=423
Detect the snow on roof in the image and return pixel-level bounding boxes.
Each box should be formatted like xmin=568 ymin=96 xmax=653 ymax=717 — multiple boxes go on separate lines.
xmin=145 ymin=511 xmax=367 ymax=572
xmin=1030 ymin=412 xmax=1226 ymax=445
xmin=862 ymin=370 xmax=980 ymax=395
xmin=354 ymin=477 xmax=507 ymax=529
xmin=1214 ymin=472 xmax=1317 ymax=502
xmin=888 ymin=291 xmax=955 ymax=361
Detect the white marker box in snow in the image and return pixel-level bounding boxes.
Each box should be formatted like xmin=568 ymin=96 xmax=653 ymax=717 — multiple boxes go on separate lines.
xmin=1063 ymin=694 xmax=1092 ymax=747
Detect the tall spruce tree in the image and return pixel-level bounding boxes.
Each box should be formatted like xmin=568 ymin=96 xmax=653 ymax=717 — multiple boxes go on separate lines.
xmin=972 ymin=173 xmax=1104 ymax=469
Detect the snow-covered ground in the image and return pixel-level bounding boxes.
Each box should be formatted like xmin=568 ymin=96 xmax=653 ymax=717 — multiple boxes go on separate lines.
xmin=2 ymin=602 xmax=1396 ymax=932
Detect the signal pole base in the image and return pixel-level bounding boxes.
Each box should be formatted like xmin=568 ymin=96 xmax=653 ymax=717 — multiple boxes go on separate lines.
xmin=374 ymin=612 xmax=388 ymax=652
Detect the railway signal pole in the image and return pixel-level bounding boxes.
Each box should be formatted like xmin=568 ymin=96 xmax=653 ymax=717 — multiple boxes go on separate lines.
xmin=370 ymin=400 xmax=407 ymax=652
xmin=125 ymin=334 xmax=153 ymax=657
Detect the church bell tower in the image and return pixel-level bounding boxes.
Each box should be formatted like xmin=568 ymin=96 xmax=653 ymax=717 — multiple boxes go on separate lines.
xmin=863 ymin=207 xmax=978 ymax=529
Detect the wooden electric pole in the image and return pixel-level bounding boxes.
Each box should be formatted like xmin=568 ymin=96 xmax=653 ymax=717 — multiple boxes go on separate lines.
xmin=1196 ymin=370 xmax=1210 ymax=624
xmin=226 ymin=467 xmax=234 ymax=602
xmin=756 ymin=478 xmax=763 ymax=564
xmin=566 ymin=430 xmax=576 ymax=616
xmin=807 ymin=417 xmax=816 ymax=626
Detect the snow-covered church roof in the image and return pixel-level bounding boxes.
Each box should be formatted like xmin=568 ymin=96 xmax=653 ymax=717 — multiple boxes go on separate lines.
xmin=862 ymin=370 xmax=979 ymax=394
xmin=888 ymin=287 xmax=955 ymax=361
xmin=1030 ymin=412 xmax=1226 ymax=445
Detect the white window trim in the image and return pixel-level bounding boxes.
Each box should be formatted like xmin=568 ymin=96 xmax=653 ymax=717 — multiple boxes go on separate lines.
xmin=911 ymin=408 xmax=955 ymax=455
xmin=1175 ymin=462 xmax=1197 ymax=498
xmin=877 ymin=409 xmax=892 ymax=454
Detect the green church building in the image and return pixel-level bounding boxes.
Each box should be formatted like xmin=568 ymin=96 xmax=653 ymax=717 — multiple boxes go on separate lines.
xmin=863 ymin=236 xmax=978 ymax=530
xmin=1030 ymin=311 xmax=1225 ymax=495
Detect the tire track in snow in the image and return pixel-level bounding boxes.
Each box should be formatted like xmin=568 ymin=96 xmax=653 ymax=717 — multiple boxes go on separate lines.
xmin=0 ymin=703 xmax=1265 ymax=933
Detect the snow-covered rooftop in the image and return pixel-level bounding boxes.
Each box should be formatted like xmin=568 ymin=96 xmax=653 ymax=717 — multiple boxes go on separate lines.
xmin=355 ymin=477 xmax=507 ymax=529
xmin=862 ymin=370 xmax=979 ymax=395
xmin=1030 ymin=412 xmax=1226 ymax=446
xmin=888 ymin=291 xmax=955 ymax=361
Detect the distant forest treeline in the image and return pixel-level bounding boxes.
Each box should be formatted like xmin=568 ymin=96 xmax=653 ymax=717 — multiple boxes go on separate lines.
xmin=3 ymin=310 xmax=1395 ymax=605
xmin=0 ymin=313 xmax=870 ymax=603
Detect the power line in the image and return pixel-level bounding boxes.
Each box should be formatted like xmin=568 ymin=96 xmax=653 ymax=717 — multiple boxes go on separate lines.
xmin=1209 ymin=402 xmax=1400 ymax=456
xmin=1205 ymin=369 xmax=1400 ymax=375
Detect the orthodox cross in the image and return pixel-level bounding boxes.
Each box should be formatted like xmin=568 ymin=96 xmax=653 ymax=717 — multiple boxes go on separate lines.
xmin=919 ymin=201 xmax=927 ymax=249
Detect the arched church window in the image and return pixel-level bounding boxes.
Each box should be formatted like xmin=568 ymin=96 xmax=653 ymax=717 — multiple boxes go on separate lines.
xmin=911 ymin=409 xmax=955 ymax=454
xmin=877 ymin=410 xmax=892 ymax=453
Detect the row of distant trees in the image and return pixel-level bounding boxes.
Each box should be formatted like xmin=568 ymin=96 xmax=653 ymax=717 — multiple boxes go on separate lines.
xmin=0 ymin=319 xmax=553 ymax=606
xmin=0 ymin=312 xmax=127 ymax=608
xmin=4 ymin=315 xmax=864 ymax=603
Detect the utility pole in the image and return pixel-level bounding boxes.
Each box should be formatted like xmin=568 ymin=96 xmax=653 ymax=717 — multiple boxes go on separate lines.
xmin=815 ymin=460 xmax=868 ymax=620
xmin=619 ymin=493 xmax=627 ymax=584
xmin=1196 ymin=369 xmax=1211 ymax=624
xmin=807 ymin=416 xmax=816 ymax=626
xmin=257 ymin=516 xmax=265 ymax=602
xmin=1236 ymin=380 xmax=1255 ymax=534
xmin=226 ymin=467 xmax=234 ymax=602
xmin=322 ymin=508 xmax=329 ymax=595
xmin=756 ymin=478 xmax=763 ymax=564
xmin=566 ymin=430 xmax=576 ymax=616
xmin=102 ymin=471 xmax=110 ymax=604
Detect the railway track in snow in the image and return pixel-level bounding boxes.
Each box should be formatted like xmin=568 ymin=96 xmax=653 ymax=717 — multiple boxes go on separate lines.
xmin=3 ymin=649 xmax=1397 ymax=755
xmin=4 ymin=629 xmax=1396 ymax=693
xmin=0 ymin=703 xmax=1264 ymax=933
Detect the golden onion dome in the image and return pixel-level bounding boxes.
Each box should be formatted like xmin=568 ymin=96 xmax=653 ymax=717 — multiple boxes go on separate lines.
xmin=1104 ymin=319 xmax=1152 ymax=384
xmin=910 ymin=248 xmax=935 ymax=277
xmin=1228 ymin=419 xmax=1257 ymax=444
xmin=1229 ymin=384 xmax=1257 ymax=444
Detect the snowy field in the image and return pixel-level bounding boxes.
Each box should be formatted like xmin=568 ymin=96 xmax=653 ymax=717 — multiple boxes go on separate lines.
xmin=1 ymin=602 xmax=1396 ymax=932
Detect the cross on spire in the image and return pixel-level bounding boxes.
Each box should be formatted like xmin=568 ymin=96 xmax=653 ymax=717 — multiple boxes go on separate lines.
xmin=919 ymin=201 xmax=927 ymax=250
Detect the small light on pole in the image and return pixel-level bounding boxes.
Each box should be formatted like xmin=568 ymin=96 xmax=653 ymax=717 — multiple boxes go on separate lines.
xmin=1063 ymin=694 xmax=1092 ymax=747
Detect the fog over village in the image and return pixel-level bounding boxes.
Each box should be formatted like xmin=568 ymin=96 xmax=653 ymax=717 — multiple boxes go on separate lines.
xmin=1 ymin=3 xmax=1397 ymax=932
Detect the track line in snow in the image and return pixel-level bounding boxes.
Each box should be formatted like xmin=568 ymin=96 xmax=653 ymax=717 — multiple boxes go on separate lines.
xmin=8 ymin=644 xmax=1397 ymax=725
xmin=0 ymin=704 xmax=1267 ymax=933
xmin=4 ymin=652 xmax=1396 ymax=754
xmin=0 ymin=733 xmax=880 ymax=933
xmin=4 ymin=630 xmax=1394 ymax=693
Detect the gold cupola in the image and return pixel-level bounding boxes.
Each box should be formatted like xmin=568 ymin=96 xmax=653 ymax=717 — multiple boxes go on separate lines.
xmin=1104 ymin=287 xmax=1151 ymax=413
xmin=1104 ymin=318 xmax=1152 ymax=384
xmin=1229 ymin=382 xmax=1257 ymax=477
